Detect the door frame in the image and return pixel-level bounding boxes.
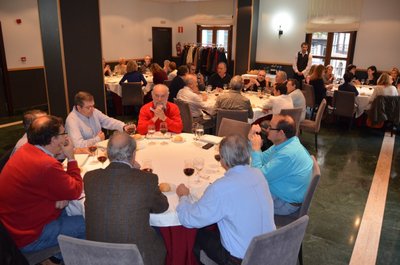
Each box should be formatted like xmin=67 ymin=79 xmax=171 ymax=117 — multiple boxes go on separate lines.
xmin=0 ymin=22 xmax=12 ymax=116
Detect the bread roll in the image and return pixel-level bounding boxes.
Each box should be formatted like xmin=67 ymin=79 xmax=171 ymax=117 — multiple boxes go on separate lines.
xmin=159 ymin=182 xmax=171 ymax=192
xmin=133 ymin=134 xmax=142 ymax=140
xmin=173 ymin=135 xmax=183 ymax=142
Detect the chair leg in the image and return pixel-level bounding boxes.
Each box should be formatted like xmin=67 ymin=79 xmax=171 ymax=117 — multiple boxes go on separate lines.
xmin=314 ymin=133 xmax=318 ymax=152
xmin=298 ymin=243 xmax=303 ymax=265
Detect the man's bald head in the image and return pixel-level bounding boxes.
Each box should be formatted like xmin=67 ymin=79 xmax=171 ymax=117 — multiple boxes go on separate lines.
xmin=28 ymin=115 xmax=63 ymax=146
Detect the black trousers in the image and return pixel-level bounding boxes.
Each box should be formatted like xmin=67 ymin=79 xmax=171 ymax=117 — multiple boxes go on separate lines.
xmin=193 ymin=227 xmax=242 ymax=265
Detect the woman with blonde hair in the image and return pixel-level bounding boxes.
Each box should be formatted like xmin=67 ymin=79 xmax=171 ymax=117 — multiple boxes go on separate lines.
xmin=390 ymin=67 xmax=399 ymax=88
xmin=119 ymin=60 xmax=147 ymax=86
xmin=369 ymin=72 xmax=398 ymax=103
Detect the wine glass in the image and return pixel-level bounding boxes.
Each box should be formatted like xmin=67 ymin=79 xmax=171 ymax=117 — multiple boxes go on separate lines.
xmin=192 ymin=122 xmax=199 ymax=140
xmin=206 ymin=85 xmax=212 ymax=94
xmin=195 ymin=124 xmax=204 ymax=140
xmin=141 ymin=159 xmax=153 ymax=173
xmin=361 ymin=79 xmax=365 ymax=86
xmin=125 ymin=121 xmax=136 ymax=135
xmin=160 ymin=121 xmax=168 ymax=136
xmin=223 ymin=84 xmax=228 ymax=91
xmin=88 ymin=145 xmax=97 ymax=157
xmin=147 ymin=124 xmax=155 ymax=138
xmin=97 ymin=147 xmax=107 ymax=168
xmin=193 ymin=157 xmax=205 ymax=183
xmin=183 ymin=159 xmax=195 ymax=187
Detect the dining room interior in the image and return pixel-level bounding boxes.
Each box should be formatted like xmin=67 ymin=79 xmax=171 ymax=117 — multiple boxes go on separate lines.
xmin=0 ymin=0 xmax=399 ymax=265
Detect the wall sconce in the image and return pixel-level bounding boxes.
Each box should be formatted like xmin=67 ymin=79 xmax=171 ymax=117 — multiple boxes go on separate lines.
xmin=278 ymin=25 xmax=283 ymax=37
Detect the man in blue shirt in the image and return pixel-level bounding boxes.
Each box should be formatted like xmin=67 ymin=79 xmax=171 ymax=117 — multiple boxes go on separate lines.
xmin=176 ymin=135 xmax=275 ymax=264
xmin=249 ymin=114 xmax=313 ymax=215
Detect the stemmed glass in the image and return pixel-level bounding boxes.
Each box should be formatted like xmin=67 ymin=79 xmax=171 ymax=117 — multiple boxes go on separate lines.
xmin=183 ymin=159 xmax=195 ymax=187
xmin=160 ymin=121 xmax=168 ymax=136
xmin=193 ymin=157 xmax=204 ymax=183
xmin=223 ymin=84 xmax=228 ymax=91
xmin=192 ymin=122 xmax=199 ymax=140
xmin=125 ymin=121 xmax=136 ymax=135
xmin=195 ymin=124 xmax=204 ymax=141
xmin=97 ymin=147 xmax=107 ymax=169
xmin=361 ymin=79 xmax=365 ymax=86
xmin=206 ymin=85 xmax=212 ymax=94
xmin=88 ymin=146 xmax=97 ymax=157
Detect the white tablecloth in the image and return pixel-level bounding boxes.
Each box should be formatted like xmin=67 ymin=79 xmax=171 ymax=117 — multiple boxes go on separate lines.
xmin=327 ymin=85 xmax=375 ymax=118
xmin=67 ymin=133 xmax=224 ymax=227
xmin=105 ymin=75 xmax=153 ymax=97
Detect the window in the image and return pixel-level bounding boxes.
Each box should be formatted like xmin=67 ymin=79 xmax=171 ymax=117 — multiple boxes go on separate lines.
xmin=197 ymin=25 xmax=232 ymax=62
xmin=306 ymin=32 xmax=356 ymax=78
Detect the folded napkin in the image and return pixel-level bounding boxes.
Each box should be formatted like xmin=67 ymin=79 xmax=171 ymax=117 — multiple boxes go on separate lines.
xmin=199 ymin=135 xmax=223 ymax=144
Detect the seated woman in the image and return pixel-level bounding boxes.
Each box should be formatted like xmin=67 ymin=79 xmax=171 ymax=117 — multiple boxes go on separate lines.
xmin=305 ymin=64 xmax=316 ymax=84
xmin=151 ymin=63 xmax=168 ymax=85
xmin=119 ymin=60 xmax=147 ymax=86
xmin=323 ymin=65 xmax=335 ymax=85
xmin=390 ymin=67 xmax=400 ymax=88
xmin=309 ymin=64 xmax=327 ymax=106
xmin=365 ymin=65 xmax=378 ymax=85
xmin=369 ymin=72 xmax=398 ymax=104
xmin=339 ymin=72 xmax=359 ymax=96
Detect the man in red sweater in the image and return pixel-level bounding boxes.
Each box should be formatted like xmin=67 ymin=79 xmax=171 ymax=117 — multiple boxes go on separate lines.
xmin=0 ymin=115 xmax=84 ymax=259
xmin=137 ymin=84 xmax=183 ymax=134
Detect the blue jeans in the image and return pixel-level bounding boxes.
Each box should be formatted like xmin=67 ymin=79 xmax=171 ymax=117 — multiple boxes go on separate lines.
xmin=20 ymin=210 xmax=85 ymax=257
xmin=272 ymin=194 xmax=300 ymax=215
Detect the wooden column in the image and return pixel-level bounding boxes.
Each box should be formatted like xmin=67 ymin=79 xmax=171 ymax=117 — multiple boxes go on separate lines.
xmin=38 ymin=0 xmax=105 ymax=118
xmin=234 ymin=0 xmax=259 ymax=75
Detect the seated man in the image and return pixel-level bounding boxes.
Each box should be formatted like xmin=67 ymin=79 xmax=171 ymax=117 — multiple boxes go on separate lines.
xmin=176 ymin=135 xmax=275 ymax=264
xmin=140 ymin=55 xmax=152 ymax=74
xmin=274 ymin=70 xmax=288 ymax=87
xmin=12 ymin=109 xmax=46 ymax=156
xmin=177 ymin=74 xmax=215 ymax=124
xmin=248 ymin=115 xmax=313 ymax=215
xmin=167 ymin=61 xmax=178 ymax=80
xmin=262 ymin=83 xmax=294 ymax=115
xmin=168 ymin=65 xmax=188 ymax=102
xmin=0 ymin=116 xmax=85 ymax=257
xmin=113 ymin=57 xmax=127 ymax=75
xmin=244 ymin=70 xmax=269 ymax=92
xmin=137 ymin=84 xmax=183 ymax=134
xmin=287 ymin=79 xmax=307 ymax=121
xmin=84 ymin=131 xmax=168 ymax=265
xmin=207 ymin=62 xmax=231 ymax=90
xmin=214 ymin=75 xmax=254 ymax=119
xmin=65 ymin=91 xmax=135 ymax=148
xmin=339 ymin=72 xmax=359 ymax=96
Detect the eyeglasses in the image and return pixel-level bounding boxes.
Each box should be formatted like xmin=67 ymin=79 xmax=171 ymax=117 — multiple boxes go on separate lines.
xmin=266 ymin=125 xmax=280 ymax=131
xmin=82 ymin=105 xmax=95 ymax=110
xmin=58 ymin=131 xmax=68 ymax=136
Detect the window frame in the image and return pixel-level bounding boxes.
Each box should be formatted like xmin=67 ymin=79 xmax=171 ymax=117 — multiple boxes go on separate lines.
xmin=306 ymin=31 xmax=357 ymax=67
xmin=196 ymin=25 xmax=233 ymax=63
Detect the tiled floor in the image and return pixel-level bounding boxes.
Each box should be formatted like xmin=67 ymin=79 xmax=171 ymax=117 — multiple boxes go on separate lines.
xmin=299 ymin=123 xmax=399 ymax=265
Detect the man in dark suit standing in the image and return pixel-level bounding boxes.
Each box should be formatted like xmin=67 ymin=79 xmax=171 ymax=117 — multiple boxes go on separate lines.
xmin=84 ymin=131 xmax=168 ymax=265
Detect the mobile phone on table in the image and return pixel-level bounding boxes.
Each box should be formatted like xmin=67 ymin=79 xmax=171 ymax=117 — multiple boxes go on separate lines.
xmin=202 ymin=143 xmax=214 ymax=150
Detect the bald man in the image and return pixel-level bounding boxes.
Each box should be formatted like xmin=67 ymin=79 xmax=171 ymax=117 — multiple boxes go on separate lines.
xmin=137 ymin=84 xmax=183 ymax=134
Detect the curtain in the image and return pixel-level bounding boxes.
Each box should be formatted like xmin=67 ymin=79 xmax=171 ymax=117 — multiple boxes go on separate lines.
xmin=306 ymin=0 xmax=363 ymax=32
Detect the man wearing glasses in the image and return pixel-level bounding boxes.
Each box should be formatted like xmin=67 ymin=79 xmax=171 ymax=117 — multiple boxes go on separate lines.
xmin=66 ymin=91 xmax=135 ymax=148
xmin=248 ymin=115 xmax=313 ymax=215
xmin=0 ymin=116 xmax=85 ymax=262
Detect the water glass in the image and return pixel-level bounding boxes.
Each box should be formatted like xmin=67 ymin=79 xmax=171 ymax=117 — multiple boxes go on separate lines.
xmin=195 ymin=124 xmax=204 ymax=140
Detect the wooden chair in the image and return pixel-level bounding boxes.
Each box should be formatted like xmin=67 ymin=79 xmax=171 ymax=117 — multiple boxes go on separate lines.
xmin=215 ymin=109 xmax=248 ymax=135
xmin=299 ymin=99 xmax=327 ymax=151
xmin=332 ymin=90 xmax=356 ymax=129
xmin=302 ymin=83 xmax=316 ymax=118
xmin=174 ymin=98 xmax=193 ymax=133
xmin=58 ymin=235 xmax=144 ymax=265
xmin=120 ymin=82 xmax=144 ymax=115
xmin=163 ymin=79 xmax=172 ymax=88
xmin=218 ymin=118 xmax=251 ymax=139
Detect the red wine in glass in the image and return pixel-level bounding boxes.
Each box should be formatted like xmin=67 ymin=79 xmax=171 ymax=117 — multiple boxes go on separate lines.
xmin=160 ymin=128 xmax=167 ymax=134
xmin=214 ymin=154 xmax=221 ymax=162
xmin=97 ymin=156 xmax=107 ymax=163
xmin=142 ymin=168 xmax=153 ymax=173
xmin=184 ymin=168 xmax=195 ymax=176
xmin=89 ymin=146 xmax=97 ymax=155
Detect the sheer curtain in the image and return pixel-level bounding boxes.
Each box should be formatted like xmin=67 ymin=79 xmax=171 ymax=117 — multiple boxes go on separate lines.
xmin=307 ymin=0 xmax=363 ymax=32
